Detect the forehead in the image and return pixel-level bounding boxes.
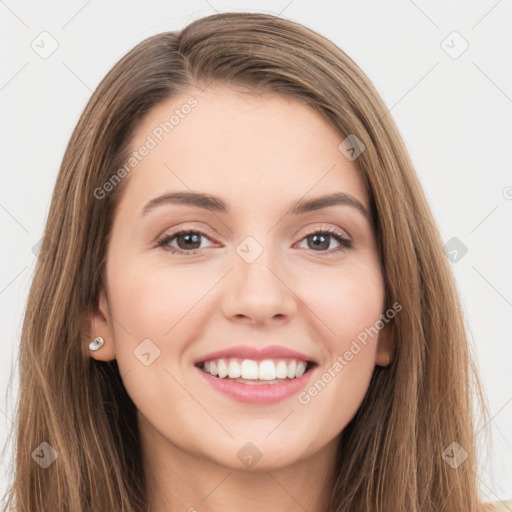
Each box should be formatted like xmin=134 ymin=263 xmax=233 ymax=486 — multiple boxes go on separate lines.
xmin=121 ymin=85 xmax=369 ymax=216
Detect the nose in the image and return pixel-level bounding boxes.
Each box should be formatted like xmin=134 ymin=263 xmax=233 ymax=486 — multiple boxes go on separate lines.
xmin=220 ymin=245 xmax=297 ymax=326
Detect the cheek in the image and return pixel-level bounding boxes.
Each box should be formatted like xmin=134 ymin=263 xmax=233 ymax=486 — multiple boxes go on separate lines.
xmin=295 ymin=264 xmax=384 ymax=426
xmin=108 ymin=259 xmax=208 ymax=337
xmin=105 ymin=262 xmax=209 ymax=417
xmin=302 ymin=263 xmax=385 ymax=351
xmin=106 ymin=259 xmax=222 ymax=385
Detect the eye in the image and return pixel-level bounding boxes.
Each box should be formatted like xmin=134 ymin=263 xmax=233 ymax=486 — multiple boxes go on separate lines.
xmin=156 ymin=227 xmax=352 ymax=256
xmin=296 ymin=227 xmax=352 ymax=255
xmin=156 ymin=230 xmax=215 ymax=255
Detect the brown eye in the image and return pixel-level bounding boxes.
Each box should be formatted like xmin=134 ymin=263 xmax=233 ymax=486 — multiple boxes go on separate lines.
xmin=156 ymin=230 xmax=214 ymax=255
xmin=175 ymin=232 xmax=202 ymax=250
xmin=307 ymin=233 xmax=331 ymax=250
xmin=297 ymin=228 xmax=352 ymax=254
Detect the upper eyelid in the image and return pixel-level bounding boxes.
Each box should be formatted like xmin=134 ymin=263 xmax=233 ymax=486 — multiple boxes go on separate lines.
xmin=300 ymin=225 xmax=350 ymax=239
xmin=159 ymin=223 xmax=351 ymax=241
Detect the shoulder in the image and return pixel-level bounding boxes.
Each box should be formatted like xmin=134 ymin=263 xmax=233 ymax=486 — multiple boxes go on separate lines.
xmin=486 ymin=500 xmax=512 ymax=511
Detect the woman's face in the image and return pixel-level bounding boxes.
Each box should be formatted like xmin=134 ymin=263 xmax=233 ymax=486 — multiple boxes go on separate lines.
xmin=89 ymin=85 xmax=392 ymax=471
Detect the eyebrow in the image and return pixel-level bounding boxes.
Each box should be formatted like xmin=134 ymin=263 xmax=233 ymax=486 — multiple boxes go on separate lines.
xmin=140 ymin=191 xmax=371 ymax=220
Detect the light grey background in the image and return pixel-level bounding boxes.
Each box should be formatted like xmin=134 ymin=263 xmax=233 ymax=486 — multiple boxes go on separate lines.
xmin=1 ymin=0 xmax=511 ymax=504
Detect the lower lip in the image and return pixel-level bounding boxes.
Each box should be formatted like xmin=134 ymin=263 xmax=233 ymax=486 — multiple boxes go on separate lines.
xmin=196 ymin=365 xmax=315 ymax=405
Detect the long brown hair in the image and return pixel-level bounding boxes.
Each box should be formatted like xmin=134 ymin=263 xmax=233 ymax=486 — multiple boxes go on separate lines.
xmin=2 ymin=11 xmax=491 ymax=512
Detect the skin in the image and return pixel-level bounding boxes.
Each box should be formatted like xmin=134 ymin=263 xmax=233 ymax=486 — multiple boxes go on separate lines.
xmin=87 ymin=85 xmax=394 ymax=512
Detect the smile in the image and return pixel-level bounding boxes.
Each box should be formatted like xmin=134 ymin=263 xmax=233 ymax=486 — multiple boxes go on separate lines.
xmin=195 ymin=356 xmax=317 ymax=405
xmin=198 ymin=357 xmax=314 ymax=382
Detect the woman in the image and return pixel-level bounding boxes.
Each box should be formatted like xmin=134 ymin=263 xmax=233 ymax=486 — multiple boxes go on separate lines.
xmin=2 ymin=11 xmax=507 ymax=512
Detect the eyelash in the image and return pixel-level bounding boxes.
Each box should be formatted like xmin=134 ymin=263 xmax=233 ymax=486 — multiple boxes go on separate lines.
xmin=156 ymin=227 xmax=352 ymax=257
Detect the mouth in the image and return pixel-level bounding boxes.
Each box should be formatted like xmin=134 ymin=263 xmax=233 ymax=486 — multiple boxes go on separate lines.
xmin=193 ymin=345 xmax=318 ymax=404
xmin=195 ymin=357 xmax=317 ymax=385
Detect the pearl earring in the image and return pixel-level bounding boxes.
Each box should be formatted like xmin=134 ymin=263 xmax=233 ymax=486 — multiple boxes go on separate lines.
xmin=88 ymin=336 xmax=105 ymax=351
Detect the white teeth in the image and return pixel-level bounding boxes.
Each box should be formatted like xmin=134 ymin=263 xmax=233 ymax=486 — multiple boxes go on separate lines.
xmin=296 ymin=361 xmax=307 ymax=378
xmin=201 ymin=357 xmax=311 ymax=380
xmin=276 ymin=361 xmax=288 ymax=379
xmin=228 ymin=359 xmax=241 ymax=378
xmin=241 ymin=359 xmax=259 ymax=379
xmin=287 ymin=360 xmax=296 ymax=379
xmin=259 ymin=360 xmax=276 ymax=380
xmin=217 ymin=359 xmax=228 ymax=379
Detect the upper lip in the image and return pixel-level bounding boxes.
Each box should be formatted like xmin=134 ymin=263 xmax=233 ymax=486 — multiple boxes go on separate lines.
xmin=194 ymin=345 xmax=317 ymax=365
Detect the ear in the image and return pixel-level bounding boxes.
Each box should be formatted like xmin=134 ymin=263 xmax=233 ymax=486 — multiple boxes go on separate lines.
xmin=85 ymin=289 xmax=116 ymax=362
xmin=375 ymin=319 xmax=394 ymax=368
